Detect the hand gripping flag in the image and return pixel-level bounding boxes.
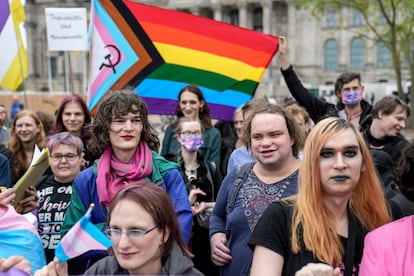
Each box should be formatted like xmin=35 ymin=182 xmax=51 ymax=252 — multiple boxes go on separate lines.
xmin=54 ymin=204 xmax=112 ymax=262
xmin=88 ymin=0 xmax=279 ymax=121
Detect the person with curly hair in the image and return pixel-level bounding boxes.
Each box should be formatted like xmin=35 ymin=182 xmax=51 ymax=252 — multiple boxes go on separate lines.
xmin=61 ymin=89 xmax=192 ymax=274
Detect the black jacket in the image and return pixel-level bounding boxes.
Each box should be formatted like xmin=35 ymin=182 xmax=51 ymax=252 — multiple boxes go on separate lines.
xmin=281 ymin=65 xmax=372 ymax=128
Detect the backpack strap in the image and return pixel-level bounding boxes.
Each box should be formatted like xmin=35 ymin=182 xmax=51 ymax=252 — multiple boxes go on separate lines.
xmin=205 ymin=160 xmax=216 ymax=202
xmin=226 ymin=162 xmax=255 ymax=214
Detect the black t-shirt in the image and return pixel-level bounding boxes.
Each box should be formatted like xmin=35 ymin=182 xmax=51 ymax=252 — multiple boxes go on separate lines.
xmin=37 ymin=175 xmax=73 ymax=262
xmin=249 ymin=200 xmax=366 ymax=275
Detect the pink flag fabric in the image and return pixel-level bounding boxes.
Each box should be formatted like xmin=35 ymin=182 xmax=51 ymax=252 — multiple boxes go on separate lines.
xmin=54 ymin=210 xmax=112 ymax=262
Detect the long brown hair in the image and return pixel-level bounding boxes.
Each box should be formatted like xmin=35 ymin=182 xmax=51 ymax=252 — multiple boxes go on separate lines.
xmin=174 ymin=84 xmax=212 ymax=129
xmin=291 ymin=117 xmax=390 ymax=265
xmin=107 ymin=183 xmax=191 ymax=262
xmin=8 ymin=110 xmax=46 ymax=182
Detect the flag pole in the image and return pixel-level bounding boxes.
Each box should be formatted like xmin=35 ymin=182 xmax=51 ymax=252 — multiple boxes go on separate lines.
xmin=85 ymin=203 xmax=95 ymax=217
xmin=10 ymin=1 xmax=28 ymax=107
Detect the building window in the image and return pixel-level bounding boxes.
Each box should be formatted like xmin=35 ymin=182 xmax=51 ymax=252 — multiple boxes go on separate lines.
xmin=324 ymin=39 xmax=338 ymax=70
xmin=350 ymin=38 xmax=365 ymax=69
xmin=229 ymin=9 xmax=239 ymax=26
xmin=377 ymin=43 xmax=392 ymax=68
xmin=326 ymin=11 xmax=336 ymax=27
xmin=50 ymin=57 xmax=57 ymax=78
xmin=200 ymin=8 xmax=214 ymax=19
xmin=253 ymin=7 xmax=262 ymax=31
xmin=352 ymin=11 xmax=363 ymax=26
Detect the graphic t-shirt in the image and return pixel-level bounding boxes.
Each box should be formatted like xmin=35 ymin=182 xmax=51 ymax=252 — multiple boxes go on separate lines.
xmin=37 ymin=175 xmax=72 ymax=262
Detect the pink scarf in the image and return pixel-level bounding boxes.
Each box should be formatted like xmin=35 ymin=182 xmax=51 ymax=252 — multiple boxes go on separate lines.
xmin=96 ymin=141 xmax=153 ymax=206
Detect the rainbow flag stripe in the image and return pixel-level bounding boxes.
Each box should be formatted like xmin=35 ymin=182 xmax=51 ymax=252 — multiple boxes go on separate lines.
xmin=88 ymin=0 xmax=279 ymax=121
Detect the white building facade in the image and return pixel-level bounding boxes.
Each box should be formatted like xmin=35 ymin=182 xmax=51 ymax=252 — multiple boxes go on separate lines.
xmin=23 ymin=0 xmax=410 ymax=102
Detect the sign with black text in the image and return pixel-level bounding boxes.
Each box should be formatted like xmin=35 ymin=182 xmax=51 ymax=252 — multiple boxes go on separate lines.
xmin=45 ymin=8 xmax=88 ymax=51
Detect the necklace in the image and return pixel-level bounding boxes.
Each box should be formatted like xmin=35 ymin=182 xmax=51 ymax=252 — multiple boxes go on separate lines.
xmin=346 ymin=110 xmax=362 ymax=121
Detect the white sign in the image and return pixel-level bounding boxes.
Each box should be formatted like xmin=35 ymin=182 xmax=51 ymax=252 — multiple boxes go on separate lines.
xmin=45 ymin=8 xmax=88 ymax=51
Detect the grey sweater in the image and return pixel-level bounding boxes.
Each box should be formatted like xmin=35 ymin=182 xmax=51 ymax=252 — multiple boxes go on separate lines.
xmin=84 ymin=242 xmax=203 ymax=275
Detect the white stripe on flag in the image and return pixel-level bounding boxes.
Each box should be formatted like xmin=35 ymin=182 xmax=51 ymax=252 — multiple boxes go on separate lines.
xmin=0 ymin=15 xmax=19 ymax=81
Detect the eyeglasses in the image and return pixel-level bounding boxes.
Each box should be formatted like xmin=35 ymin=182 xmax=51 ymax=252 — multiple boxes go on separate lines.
xmin=50 ymin=153 xmax=79 ymax=161
xmin=179 ymin=130 xmax=202 ymax=137
xmin=105 ymin=226 xmax=157 ymax=241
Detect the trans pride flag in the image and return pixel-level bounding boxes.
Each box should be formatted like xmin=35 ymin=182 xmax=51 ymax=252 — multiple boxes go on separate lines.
xmin=88 ymin=0 xmax=279 ymax=121
xmin=0 ymin=204 xmax=46 ymax=274
xmin=55 ymin=204 xmax=112 ymax=262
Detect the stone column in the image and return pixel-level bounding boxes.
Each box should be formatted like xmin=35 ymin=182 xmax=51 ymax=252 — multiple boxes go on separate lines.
xmin=286 ymin=2 xmax=296 ymax=65
xmin=238 ymin=1 xmax=247 ymax=28
xmin=261 ymin=0 xmax=271 ymax=34
xmin=212 ymin=3 xmax=222 ymax=21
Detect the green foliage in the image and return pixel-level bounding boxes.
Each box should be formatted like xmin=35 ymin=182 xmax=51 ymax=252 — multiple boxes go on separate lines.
xmin=296 ymin=0 xmax=414 ymax=100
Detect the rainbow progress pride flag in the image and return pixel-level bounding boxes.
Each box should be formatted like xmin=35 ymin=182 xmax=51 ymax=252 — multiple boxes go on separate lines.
xmin=88 ymin=0 xmax=279 ymax=121
xmin=54 ymin=205 xmax=112 ymax=262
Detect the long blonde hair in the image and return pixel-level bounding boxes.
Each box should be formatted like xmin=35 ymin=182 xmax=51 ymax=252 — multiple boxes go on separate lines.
xmin=291 ymin=117 xmax=390 ymax=265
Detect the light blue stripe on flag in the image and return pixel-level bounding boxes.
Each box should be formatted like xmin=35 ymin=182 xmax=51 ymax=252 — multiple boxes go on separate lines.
xmin=0 ymin=229 xmax=46 ymax=274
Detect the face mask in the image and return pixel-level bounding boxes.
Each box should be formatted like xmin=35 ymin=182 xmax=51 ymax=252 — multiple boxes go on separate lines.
xmin=180 ymin=136 xmax=204 ymax=152
xmin=342 ymin=90 xmax=362 ymax=106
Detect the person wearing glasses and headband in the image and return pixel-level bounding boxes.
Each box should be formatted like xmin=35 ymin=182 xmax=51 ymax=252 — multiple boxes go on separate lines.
xmin=34 ymin=183 xmax=202 ymax=276
xmin=61 ymin=89 xmax=192 ymax=275
xmin=35 ymin=132 xmax=83 ymax=263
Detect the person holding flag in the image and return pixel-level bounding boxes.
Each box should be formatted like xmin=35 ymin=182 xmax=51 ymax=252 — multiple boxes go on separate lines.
xmin=61 ymin=89 xmax=192 ymax=274
xmin=35 ymin=183 xmax=202 ymax=276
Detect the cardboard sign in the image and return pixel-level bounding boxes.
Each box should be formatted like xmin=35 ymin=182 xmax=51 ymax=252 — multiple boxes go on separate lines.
xmin=45 ymin=8 xmax=88 ymax=51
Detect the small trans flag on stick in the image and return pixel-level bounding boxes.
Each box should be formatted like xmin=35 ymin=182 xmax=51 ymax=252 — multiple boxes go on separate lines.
xmin=54 ymin=204 xmax=112 ymax=262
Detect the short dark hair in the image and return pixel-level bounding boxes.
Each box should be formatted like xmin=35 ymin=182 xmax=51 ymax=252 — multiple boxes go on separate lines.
xmin=371 ymin=95 xmax=410 ymax=119
xmin=334 ymin=72 xmax=361 ymax=95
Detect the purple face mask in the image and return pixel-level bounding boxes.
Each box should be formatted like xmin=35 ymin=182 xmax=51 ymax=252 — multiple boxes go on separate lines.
xmin=180 ymin=136 xmax=204 ymax=152
xmin=342 ymin=90 xmax=362 ymax=106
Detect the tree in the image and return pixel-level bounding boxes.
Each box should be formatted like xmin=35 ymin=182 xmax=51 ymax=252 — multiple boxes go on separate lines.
xmin=296 ymin=0 xmax=414 ymax=125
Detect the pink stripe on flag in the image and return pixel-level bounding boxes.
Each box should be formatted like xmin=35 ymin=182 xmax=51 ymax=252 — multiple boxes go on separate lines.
xmin=0 ymin=204 xmax=38 ymax=236
xmin=89 ymin=13 xmax=124 ymax=97
xmin=59 ymin=219 xmax=108 ymax=258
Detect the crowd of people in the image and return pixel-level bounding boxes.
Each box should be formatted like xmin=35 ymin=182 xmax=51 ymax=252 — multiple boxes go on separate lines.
xmin=0 ymin=36 xmax=414 ymax=276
